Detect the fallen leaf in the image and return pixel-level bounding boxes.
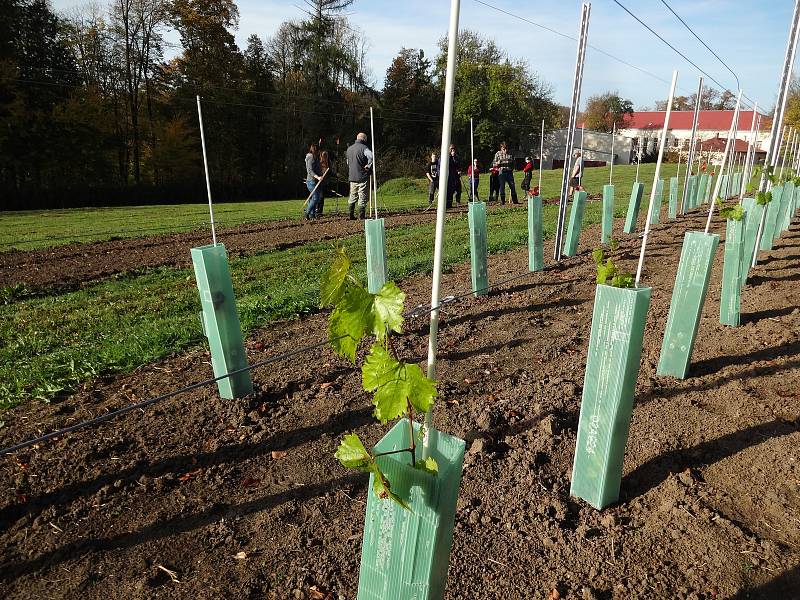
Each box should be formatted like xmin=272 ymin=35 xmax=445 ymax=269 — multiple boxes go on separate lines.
xmin=240 ymin=476 xmax=261 ymax=488
xmin=548 ymin=589 xmax=561 ymax=600
xmin=234 ymin=551 xmax=247 ymax=560
xmin=271 ymin=450 xmax=287 ymax=459
xmin=178 ymin=468 xmax=202 ymax=482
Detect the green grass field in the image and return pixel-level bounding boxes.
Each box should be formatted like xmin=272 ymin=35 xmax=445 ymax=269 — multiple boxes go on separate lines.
xmin=0 ymin=163 xmax=685 ymax=251
xmin=1 ymin=162 xmax=707 ymax=409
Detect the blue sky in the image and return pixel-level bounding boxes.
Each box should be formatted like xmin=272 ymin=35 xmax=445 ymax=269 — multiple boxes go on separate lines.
xmin=51 ymin=0 xmax=794 ymax=111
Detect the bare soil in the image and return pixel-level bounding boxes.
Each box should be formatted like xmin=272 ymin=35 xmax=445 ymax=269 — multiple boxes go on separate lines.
xmin=1 ymin=209 xmax=799 ymax=599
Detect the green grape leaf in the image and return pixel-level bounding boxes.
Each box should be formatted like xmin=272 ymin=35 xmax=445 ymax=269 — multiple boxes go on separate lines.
xmin=591 ymin=247 xmax=604 ymax=266
xmin=719 ymin=204 xmax=745 ymax=221
xmin=415 ymin=456 xmax=439 ymax=476
xmin=369 ymin=462 xmax=410 ymax=510
xmin=610 ymin=271 xmax=634 ymax=289
xmin=371 ymin=281 xmax=405 ymax=339
xmin=328 ymin=285 xmax=374 ymax=361
xmin=596 ymin=258 xmax=617 ymax=285
xmin=756 ymin=190 xmax=772 ymax=206
xmin=609 ymin=237 xmax=619 ymax=251
xmin=362 ymin=344 xmax=437 ymax=423
xmin=402 ymin=363 xmax=437 ymax=415
xmin=335 ymin=433 xmax=372 ymax=469
xmin=320 ymin=247 xmax=351 ymax=307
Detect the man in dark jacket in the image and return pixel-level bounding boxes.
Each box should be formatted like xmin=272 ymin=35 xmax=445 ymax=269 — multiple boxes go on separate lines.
xmin=346 ymin=132 xmax=374 ymax=219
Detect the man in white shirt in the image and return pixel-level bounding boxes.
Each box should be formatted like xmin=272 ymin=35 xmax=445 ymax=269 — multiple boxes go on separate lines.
xmin=568 ymin=150 xmax=583 ymax=197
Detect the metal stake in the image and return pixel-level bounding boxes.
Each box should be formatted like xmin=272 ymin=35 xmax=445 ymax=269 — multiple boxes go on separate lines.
xmin=636 ymin=70 xmax=678 ymax=287
xmin=704 ymin=90 xmax=742 ymax=233
xmin=197 ymin=95 xmax=217 ymax=246
xmin=554 ymin=2 xmax=591 ymax=261
xmin=680 ymin=76 xmax=704 ymax=214
xmin=424 ymin=0 xmax=461 ymax=457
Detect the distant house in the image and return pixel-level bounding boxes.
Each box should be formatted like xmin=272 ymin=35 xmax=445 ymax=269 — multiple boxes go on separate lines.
xmin=621 ymin=110 xmax=769 ymax=155
xmin=693 ymin=134 xmax=766 ymax=167
xmin=540 ymin=128 xmax=634 ymax=170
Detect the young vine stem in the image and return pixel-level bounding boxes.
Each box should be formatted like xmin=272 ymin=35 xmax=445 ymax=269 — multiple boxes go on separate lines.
xmin=386 ymin=331 xmax=416 ymax=467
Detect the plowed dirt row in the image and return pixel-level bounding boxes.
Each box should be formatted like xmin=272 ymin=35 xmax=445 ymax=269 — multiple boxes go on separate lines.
xmin=1 ymin=210 xmax=799 ymax=599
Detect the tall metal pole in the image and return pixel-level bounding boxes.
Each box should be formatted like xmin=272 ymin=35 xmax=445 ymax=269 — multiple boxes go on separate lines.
xmin=609 ymin=122 xmax=615 ymax=184
xmin=470 ymin=117 xmax=475 ymax=201
xmin=739 ymin=104 xmax=758 ymax=200
xmin=753 ymin=0 xmax=800 ymax=272
xmin=196 ymin=95 xmax=217 ymax=246
xmin=705 ymin=90 xmax=742 ymax=232
xmin=680 ymin=76 xmax=704 ymax=214
xmin=636 ymin=70 xmax=678 ymax=286
xmin=725 ymin=102 xmax=742 ymax=191
xmin=424 ymin=0 xmax=460 ymax=455
xmin=554 ymin=2 xmax=591 ymax=261
xmin=538 ymin=119 xmax=545 ymax=192
xmin=675 ymin=143 xmax=681 ymax=183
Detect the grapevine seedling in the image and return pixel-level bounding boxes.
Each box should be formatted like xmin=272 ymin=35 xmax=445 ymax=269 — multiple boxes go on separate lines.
xmin=719 ymin=204 xmax=745 ymax=221
xmin=756 ymin=190 xmax=772 ymax=206
xmin=322 ymin=248 xmax=438 ymax=509
xmin=592 ymin=247 xmax=634 ymax=288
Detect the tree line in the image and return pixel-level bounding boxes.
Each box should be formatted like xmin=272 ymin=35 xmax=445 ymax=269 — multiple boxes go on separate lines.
xmin=1 ymin=0 xmax=565 ymax=210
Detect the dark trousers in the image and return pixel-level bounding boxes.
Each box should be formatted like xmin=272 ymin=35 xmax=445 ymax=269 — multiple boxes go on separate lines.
xmin=521 ymin=172 xmax=532 ymax=191
xmin=428 ymin=177 xmax=438 ymax=204
xmin=499 ymin=170 xmax=517 ymax=203
xmin=446 ymin=177 xmax=461 ymax=207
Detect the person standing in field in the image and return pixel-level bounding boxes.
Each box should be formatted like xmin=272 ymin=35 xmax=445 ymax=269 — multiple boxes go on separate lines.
xmin=488 ymin=162 xmax=500 ymax=203
xmin=446 ymin=144 xmax=462 ymax=208
xmin=521 ymin=156 xmax=534 ymax=193
xmin=568 ymin=150 xmax=583 ymax=197
xmin=304 ymin=142 xmax=324 ymax=220
xmin=426 ymin=152 xmax=439 ymax=206
xmin=494 ymin=141 xmax=518 ymax=205
xmin=317 ymin=150 xmax=334 ymax=217
xmin=467 ymin=158 xmax=480 ymax=201
xmin=346 ymin=132 xmax=373 ymax=220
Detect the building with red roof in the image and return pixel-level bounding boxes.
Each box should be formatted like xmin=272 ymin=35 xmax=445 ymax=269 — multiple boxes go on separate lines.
xmin=621 ymin=109 xmax=769 ymax=157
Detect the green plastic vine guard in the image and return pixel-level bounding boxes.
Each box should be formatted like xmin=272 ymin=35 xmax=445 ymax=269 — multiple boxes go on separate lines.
xmin=703 ymin=174 xmax=714 ymax=204
xmin=761 ymin=185 xmax=783 ymax=250
xmin=780 ymin=181 xmax=796 ymax=233
xmin=563 ymin=191 xmax=588 ymax=256
xmin=623 ymin=182 xmax=644 ymax=233
xmin=365 ymin=219 xmax=388 ymax=294
xmin=602 ymin=185 xmax=614 ymax=244
xmin=740 ymin=198 xmax=762 ymax=284
xmin=720 ymin=217 xmax=746 ymax=327
xmin=696 ymin=174 xmax=708 ymax=208
xmin=468 ymin=202 xmax=488 ymax=296
xmin=570 ymin=285 xmax=651 ymax=510
xmin=720 ymin=175 xmax=729 ymax=200
xmin=732 ymin=173 xmax=741 ymax=198
xmin=668 ymin=177 xmax=679 ymax=219
xmin=528 ymin=195 xmax=544 ymax=271
xmin=191 ymin=243 xmax=253 ymax=399
xmin=357 ymin=420 xmax=465 ymax=600
xmin=686 ymin=175 xmax=698 ymax=209
xmin=795 ymin=184 xmax=800 ymax=216
xmin=649 ymin=179 xmax=664 ymax=225
xmin=657 ymin=232 xmax=720 ymax=379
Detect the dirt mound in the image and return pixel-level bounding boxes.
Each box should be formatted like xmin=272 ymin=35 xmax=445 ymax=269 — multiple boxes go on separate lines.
xmin=1 ymin=211 xmax=799 ymax=599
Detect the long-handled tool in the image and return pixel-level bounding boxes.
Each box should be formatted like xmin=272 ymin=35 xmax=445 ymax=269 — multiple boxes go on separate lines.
xmin=302 ymin=168 xmax=330 ymax=210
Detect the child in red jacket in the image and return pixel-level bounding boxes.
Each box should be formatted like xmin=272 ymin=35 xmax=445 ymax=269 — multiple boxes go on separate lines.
xmin=521 ymin=156 xmax=534 ymax=192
